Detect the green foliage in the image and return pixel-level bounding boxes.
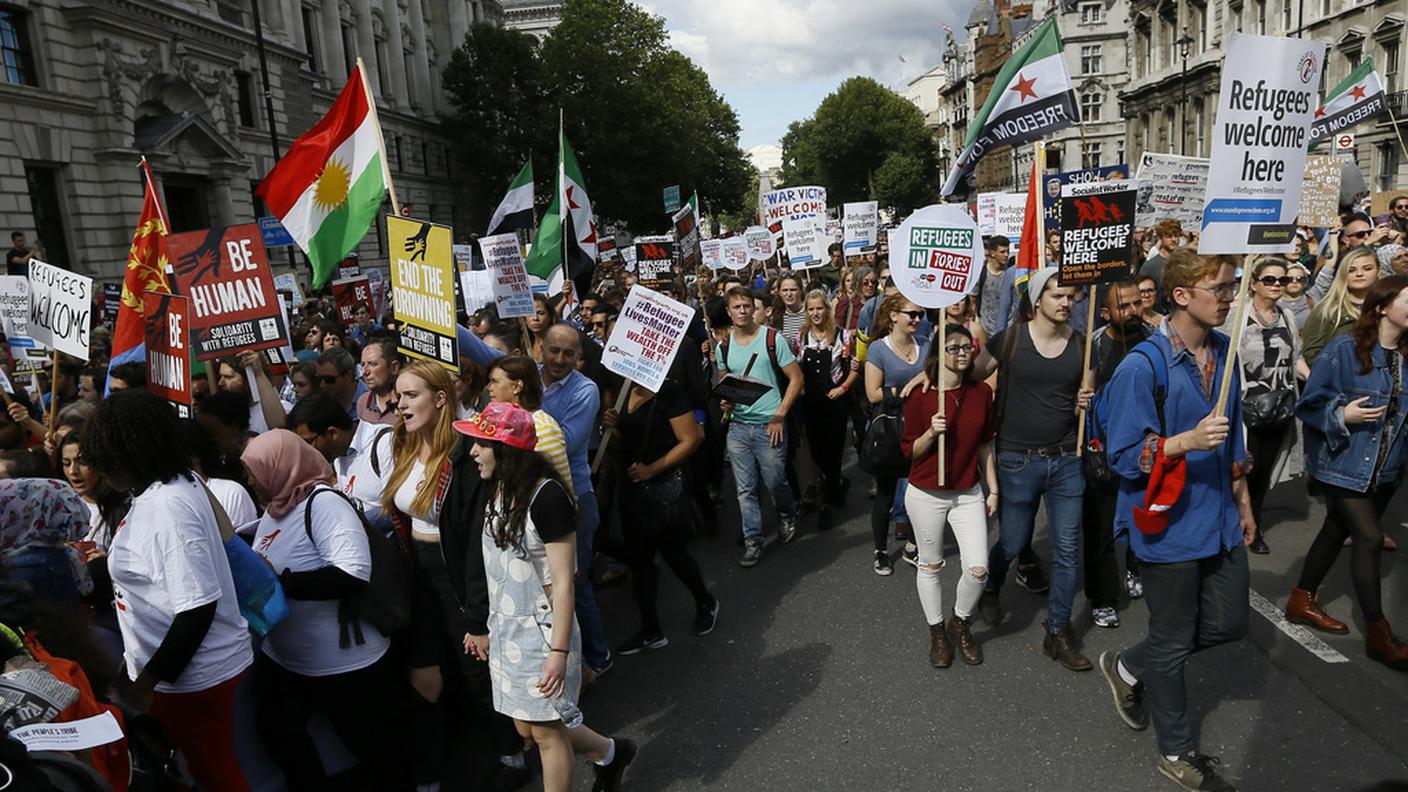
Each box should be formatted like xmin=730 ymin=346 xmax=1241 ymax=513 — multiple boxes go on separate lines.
xmin=779 ymin=77 xmax=939 ymax=207
xmin=874 ymin=152 xmax=939 ymax=218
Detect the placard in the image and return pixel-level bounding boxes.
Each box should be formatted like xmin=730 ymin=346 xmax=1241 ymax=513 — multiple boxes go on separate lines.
xmin=331 ymin=277 xmax=372 ymax=325
xmin=663 ymin=185 xmax=681 ymax=214
xmin=1200 ymin=33 xmax=1325 ymax=253
xmin=600 ymin=285 xmax=693 ymax=393
xmin=843 ymin=201 xmax=880 ymax=254
xmin=781 ymin=215 xmax=827 ymax=268
xmin=673 ymin=203 xmax=702 ymax=272
xmin=0 ymin=276 xmax=33 ymax=346
xmin=890 ymin=205 xmax=983 ymax=309
xmin=478 ymin=232 xmax=535 ymax=319
xmin=272 ymin=273 xmax=303 ymax=307
xmin=1297 ymin=154 xmax=1343 ymax=228
xmin=700 ymin=238 xmax=725 ymax=270
xmin=1059 ymin=180 xmax=1138 ymax=286
xmin=761 ymin=186 xmax=827 ymax=228
xmin=976 ymin=192 xmax=998 ymax=235
xmin=451 ymin=243 xmax=475 ymax=271
xmin=743 ymin=226 xmax=775 ymax=261
xmin=1134 ymin=153 xmax=1212 ymax=228
xmin=27 ymin=260 xmax=92 ymax=360
xmin=166 ymin=224 xmax=287 ymax=360
xmin=459 ymin=270 xmax=494 ymax=313
xmin=991 ymin=192 xmax=1026 ymax=245
xmin=635 ymin=240 xmax=676 ymax=291
xmin=102 ymin=282 xmax=122 ymax=325
xmin=143 ymin=291 xmax=192 ymax=419
xmin=1042 ymin=165 xmax=1131 ymax=231
xmin=720 ymin=236 xmax=750 ymax=271
xmin=389 ymin=216 xmax=458 ymax=369
xmin=620 ymin=245 xmax=637 ymax=272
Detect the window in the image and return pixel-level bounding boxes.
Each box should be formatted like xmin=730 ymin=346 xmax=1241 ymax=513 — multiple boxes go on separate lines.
xmin=1083 ymin=142 xmax=1102 ymax=169
xmin=1255 ymin=0 xmax=1266 ymax=35
xmin=1281 ymin=0 xmax=1291 ymax=33
xmin=23 ymin=165 xmax=70 ymax=268
xmin=392 ymin=133 xmax=403 ymax=170
xmin=1193 ymin=98 xmax=1205 ymax=156
xmin=1320 ymin=0 xmax=1331 ymax=16
xmin=374 ymin=37 xmax=391 ymax=95
xmin=1079 ymin=2 xmax=1102 ymax=23
xmin=420 ymin=140 xmax=429 ymax=175
xmin=163 ymin=178 xmax=210 ymax=234
xmin=0 ymin=7 xmax=36 ymax=86
xmin=1137 ymin=25 xmax=1151 ymax=77
xmin=1346 ymin=46 xmax=1361 ymax=69
xmin=1231 ymin=3 xmax=1243 ymax=32
xmin=300 ymin=5 xmax=320 ymax=71
xmin=1196 ymin=4 xmax=1207 ymax=50
xmin=249 ymin=180 xmax=267 ymax=218
xmin=1385 ymin=42 xmax=1400 ymax=93
xmin=1379 ymin=143 xmax=1399 ymax=192
xmin=403 ymin=51 xmax=418 ymax=106
xmin=1117 ymin=138 xmax=1125 ymax=165
xmin=341 ymin=23 xmax=357 ymax=78
xmin=1081 ymin=92 xmax=1103 ymax=122
xmin=1081 ymin=44 xmax=1102 ymax=74
xmin=235 ymin=70 xmax=257 ymax=127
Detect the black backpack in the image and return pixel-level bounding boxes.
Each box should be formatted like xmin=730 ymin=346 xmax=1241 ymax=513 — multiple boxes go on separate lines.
xmin=860 ymin=386 xmax=910 ymax=477
xmin=303 ymin=487 xmax=411 ymax=643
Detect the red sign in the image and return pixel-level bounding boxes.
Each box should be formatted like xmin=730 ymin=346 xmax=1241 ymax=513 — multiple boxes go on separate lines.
xmin=143 ymin=291 xmax=192 ymax=419
xmin=332 ymin=277 xmax=373 ymax=326
xmin=167 ymin=223 xmax=288 ymax=361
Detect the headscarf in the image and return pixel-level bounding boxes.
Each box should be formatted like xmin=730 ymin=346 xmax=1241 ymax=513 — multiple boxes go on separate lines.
xmin=0 ymin=479 xmax=93 ymax=595
xmin=240 ymin=428 xmax=336 ymax=519
xmin=1376 ymin=243 xmax=1404 ymax=277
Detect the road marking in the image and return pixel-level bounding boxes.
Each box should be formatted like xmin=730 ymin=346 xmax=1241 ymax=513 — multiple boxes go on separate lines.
xmin=1249 ymin=589 xmax=1350 ymax=664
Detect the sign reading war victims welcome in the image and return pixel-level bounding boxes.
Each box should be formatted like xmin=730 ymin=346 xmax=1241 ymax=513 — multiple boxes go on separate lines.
xmin=166 ymin=224 xmax=287 ymax=360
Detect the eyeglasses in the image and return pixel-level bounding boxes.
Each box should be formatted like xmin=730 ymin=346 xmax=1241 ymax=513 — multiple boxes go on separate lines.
xmin=1289 ymin=275 xmax=1310 ymax=284
xmin=896 ymin=309 xmax=924 ymax=321
xmin=1343 ymin=230 xmax=1370 ymax=239
xmin=944 ymin=343 xmax=975 ymax=355
xmin=589 ymin=320 xmax=609 ymax=329
xmin=1393 ymin=204 xmax=1408 ymax=211
xmin=319 ymin=374 xmax=342 ymax=385
xmin=1138 ymin=288 xmax=1156 ymax=295
xmin=1188 ymin=284 xmax=1237 ymax=299
xmin=861 ymin=278 xmax=877 ymax=285
xmin=1258 ymin=276 xmax=1291 ymax=286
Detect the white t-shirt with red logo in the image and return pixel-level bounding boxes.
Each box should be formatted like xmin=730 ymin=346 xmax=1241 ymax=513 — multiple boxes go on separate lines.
xmin=108 ymin=475 xmax=253 ymax=693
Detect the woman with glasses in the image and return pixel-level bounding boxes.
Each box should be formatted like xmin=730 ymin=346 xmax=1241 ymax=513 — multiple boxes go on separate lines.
xmin=1221 ymin=258 xmax=1310 ymax=554
xmin=836 ymin=266 xmax=875 ymax=331
xmin=900 ymin=324 xmax=996 ymax=667
xmin=1304 ymin=247 xmax=1381 ymax=367
xmin=1136 ymin=276 xmax=1163 ymax=326
xmin=865 ymin=294 xmax=931 ymax=575
xmin=799 ymin=289 xmax=858 ymax=529
xmin=1279 ymin=262 xmax=1314 ymax=331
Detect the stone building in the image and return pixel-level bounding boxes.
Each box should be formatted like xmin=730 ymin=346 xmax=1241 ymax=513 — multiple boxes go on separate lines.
xmin=0 ymin=0 xmax=501 ymax=281
xmin=499 ymin=0 xmax=560 ymax=40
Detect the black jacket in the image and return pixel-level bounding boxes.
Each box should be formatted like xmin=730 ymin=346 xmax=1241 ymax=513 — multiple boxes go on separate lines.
xmin=437 ymin=437 xmax=492 ymax=635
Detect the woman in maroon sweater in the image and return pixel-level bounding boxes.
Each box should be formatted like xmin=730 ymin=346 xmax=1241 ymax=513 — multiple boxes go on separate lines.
xmin=900 ymin=324 xmax=998 ymax=669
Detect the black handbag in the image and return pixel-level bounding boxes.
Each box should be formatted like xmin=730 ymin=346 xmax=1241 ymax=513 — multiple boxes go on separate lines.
xmin=632 ymin=398 xmax=697 ymax=531
xmin=860 ymin=387 xmax=910 ymax=477
xmin=1243 ymin=384 xmax=1296 ymax=430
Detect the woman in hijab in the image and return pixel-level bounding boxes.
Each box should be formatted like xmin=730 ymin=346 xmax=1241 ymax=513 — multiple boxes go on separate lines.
xmin=0 ymin=479 xmax=93 ymax=605
xmin=1377 ymin=243 xmax=1407 ymax=277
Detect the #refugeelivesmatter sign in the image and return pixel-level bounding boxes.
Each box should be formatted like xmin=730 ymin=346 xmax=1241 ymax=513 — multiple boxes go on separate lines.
xmin=478 ymin=232 xmax=535 ymax=319
xmin=843 ymin=202 xmax=879 ymax=254
xmin=890 ymin=205 xmax=983 ymax=309
xmin=389 ymin=216 xmax=458 ymax=370
xmin=720 ymin=236 xmax=750 ymax=271
xmin=600 ymin=285 xmax=693 ymax=393
xmin=1200 ymin=33 xmax=1325 ymax=254
xmin=743 ymin=226 xmax=775 ymax=261
xmin=1134 ymin=153 xmax=1211 ymax=228
xmin=167 ymin=224 xmax=287 ymax=360
xmin=143 ymin=292 xmax=192 ymax=419
xmin=27 ymin=260 xmax=92 ymax=360
xmin=782 ymin=215 xmax=827 ymax=268
xmin=1059 ymin=180 xmax=1138 ymax=286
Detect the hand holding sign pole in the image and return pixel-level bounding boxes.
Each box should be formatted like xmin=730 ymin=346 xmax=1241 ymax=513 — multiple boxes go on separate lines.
xmin=593 ymin=285 xmax=693 ymax=466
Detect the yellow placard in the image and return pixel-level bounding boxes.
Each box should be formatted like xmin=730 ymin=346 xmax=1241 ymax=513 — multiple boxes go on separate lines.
xmin=388 ymin=215 xmax=458 ymax=370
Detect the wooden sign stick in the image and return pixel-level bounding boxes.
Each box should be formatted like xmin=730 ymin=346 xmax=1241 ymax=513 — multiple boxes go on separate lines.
xmin=937 ymin=320 xmax=946 ymax=487
xmin=591 ymin=381 xmax=632 ymax=474
xmin=1214 ymin=259 xmax=1257 ymax=417
xmin=1075 ymin=292 xmax=1097 ymax=457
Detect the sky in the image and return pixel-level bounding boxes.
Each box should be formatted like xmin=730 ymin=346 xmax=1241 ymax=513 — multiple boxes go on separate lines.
xmin=636 ymin=0 xmax=973 ymax=150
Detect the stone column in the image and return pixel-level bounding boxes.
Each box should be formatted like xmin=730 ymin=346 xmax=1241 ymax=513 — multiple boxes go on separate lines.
xmin=447 ymin=0 xmax=468 ymax=53
xmin=285 ymin=0 xmax=306 ymax=56
xmin=353 ymin=0 xmax=378 ymax=99
xmin=320 ymin=0 xmax=346 ymax=79
xmin=408 ymin=0 xmax=432 ymax=111
xmin=383 ymin=0 xmax=409 ymax=109
xmin=212 ymin=177 xmax=236 ymax=227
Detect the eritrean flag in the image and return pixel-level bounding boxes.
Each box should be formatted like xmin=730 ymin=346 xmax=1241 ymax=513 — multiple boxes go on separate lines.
xmin=941 ymin=17 xmax=1078 ymax=197
xmin=256 ymin=63 xmax=387 ymax=288
xmin=1309 ymin=59 xmax=1387 ymax=148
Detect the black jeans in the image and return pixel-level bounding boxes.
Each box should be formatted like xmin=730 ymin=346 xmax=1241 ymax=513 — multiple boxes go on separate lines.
xmin=1120 ymin=544 xmax=1249 ymax=756
xmin=871 ymin=473 xmax=901 ymax=553
xmin=1082 ymin=480 xmax=1138 ymax=609
xmin=803 ymin=394 xmax=849 ymax=499
xmin=1244 ymin=423 xmax=1288 ymax=531
xmin=1296 ymin=482 xmax=1396 ymax=621
xmin=621 ymin=480 xmax=713 ymax=635
xmin=254 ymin=652 xmax=412 ymax=791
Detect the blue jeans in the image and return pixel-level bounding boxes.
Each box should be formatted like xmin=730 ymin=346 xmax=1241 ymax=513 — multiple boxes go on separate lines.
xmin=893 ymin=478 xmax=910 ymax=524
xmin=988 ymin=450 xmax=1084 ymax=632
xmin=727 ymin=422 xmax=796 ymax=542
xmin=574 ymin=491 xmax=610 ymax=669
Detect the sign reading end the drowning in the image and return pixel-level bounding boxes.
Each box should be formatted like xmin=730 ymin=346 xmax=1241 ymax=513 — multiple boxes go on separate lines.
xmin=389 ymin=216 xmax=458 ymax=370
xmin=600 ymin=285 xmax=693 ymax=393
xmin=167 ymin=224 xmax=287 ymax=360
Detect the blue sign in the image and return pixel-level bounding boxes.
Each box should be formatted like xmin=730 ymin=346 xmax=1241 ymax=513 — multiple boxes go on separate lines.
xmin=258 ymin=216 xmax=294 ymax=248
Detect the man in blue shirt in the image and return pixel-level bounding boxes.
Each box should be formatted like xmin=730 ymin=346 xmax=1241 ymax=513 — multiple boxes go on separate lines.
xmin=1097 ymin=248 xmax=1256 ymax=792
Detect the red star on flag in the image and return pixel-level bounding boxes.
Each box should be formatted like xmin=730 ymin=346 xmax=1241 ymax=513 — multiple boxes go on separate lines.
xmin=583 ymin=221 xmax=598 ymax=246
xmin=1010 ymin=73 xmax=1038 ymax=102
xmin=1315 ymin=106 xmax=1326 ymax=117
xmin=1350 ymin=84 xmax=1367 ymax=100
xmin=567 ymin=185 xmax=581 ymax=210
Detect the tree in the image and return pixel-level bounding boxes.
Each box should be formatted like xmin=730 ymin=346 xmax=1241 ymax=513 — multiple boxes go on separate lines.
xmin=779 ymin=77 xmax=940 ymax=206
xmin=874 ymin=152 xmax=939 ymax=218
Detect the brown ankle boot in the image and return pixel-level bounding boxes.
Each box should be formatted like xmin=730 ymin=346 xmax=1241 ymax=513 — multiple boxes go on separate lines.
xmin=929 ymin=622 xmax=953 ymax=668
xmin=949 ymin=611 xmax=983 ymax=665
xmin=1365 ymin=618 xmax=1408 ymax=669
xmin=1042 ymin=622 xmax=1092 ymax=671
xmin=1285 ymin=587 xmax=1350 ymax=635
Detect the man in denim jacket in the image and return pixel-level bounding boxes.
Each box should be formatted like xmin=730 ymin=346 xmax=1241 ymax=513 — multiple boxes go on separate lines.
xmin=1096 ymin=249 xmax=1257 ymax=792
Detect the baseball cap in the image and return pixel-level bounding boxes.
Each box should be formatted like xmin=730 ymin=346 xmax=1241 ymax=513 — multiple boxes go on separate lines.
xmin=453 ymin=402 xmax=537 ymax=451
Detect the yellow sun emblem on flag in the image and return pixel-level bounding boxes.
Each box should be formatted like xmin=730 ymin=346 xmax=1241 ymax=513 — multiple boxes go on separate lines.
xmin=313 ymin=158 xmax=352 ymax=213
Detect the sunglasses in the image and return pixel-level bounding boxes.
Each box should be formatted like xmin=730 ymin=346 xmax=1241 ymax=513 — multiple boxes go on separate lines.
xmin=589 ymin=320 xmax=610 ymax=329
xmin=319 ymin=374 xmax=342 ymax=385
xmin=896 ymin=309 xmax=924 ymax=321
xmin=1258 ymin=276 xmax=1291 ymax=286
xmin=1289 ymin=275 xmax=1309 ymax=283
xmin=1343 ymin=230 xmax=1370 ymax=239
xmin=944 ymin=343 xmax=975 ymax=355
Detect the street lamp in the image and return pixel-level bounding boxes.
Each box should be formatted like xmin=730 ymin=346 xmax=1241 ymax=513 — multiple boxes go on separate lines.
xmin=1177 ymin=33 xmax=1194 ymax=156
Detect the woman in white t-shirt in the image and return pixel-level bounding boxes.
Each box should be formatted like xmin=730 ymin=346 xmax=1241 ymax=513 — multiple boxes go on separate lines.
xmin=81 ymin=390 xmax=253 ymax=792
xmin=241 ymin=429 xmax=409 ymax=790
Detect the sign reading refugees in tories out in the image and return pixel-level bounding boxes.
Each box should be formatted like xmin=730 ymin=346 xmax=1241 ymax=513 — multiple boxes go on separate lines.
xmin=331 ymin=277 xmax=372 ymax=325
xmin=143 ymin=291 xmax=192 ymax=419
xmin=743 ymin=226 xmax=775 ymax=261
xmin=478 ymin=232 xmax=534 ymax=319
xmin=389 ymin=216 xmax=458 ymax=370
xmin=1059 ymin=180 xmax=1138 ymax=286
xmin=890 ymin=205 xmax=983 ymax=309
xmin=635 ymin=239 xmax=676 ymax=291
xmin=1200 ymin=33 xmax=1325 ymax=254
xmin=843 ymin=201 xmax=879 ymax=254
xmin=166 ymin=224 xmax=286 ymax=360
xmin=27 ymin=260 xmax=93 ymax=360
xmin=600 ymin=285 xmax=693 ymax=393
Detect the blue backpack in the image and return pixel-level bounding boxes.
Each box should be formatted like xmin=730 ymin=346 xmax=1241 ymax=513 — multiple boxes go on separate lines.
xmin=1085 ymin=339 xmax=1169 ymax=483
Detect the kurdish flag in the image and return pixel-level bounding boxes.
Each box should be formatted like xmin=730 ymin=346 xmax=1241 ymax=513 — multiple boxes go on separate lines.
xmin=941 ymin=17 xmax=1078 ymax=197
xmin=486 ymin=160 xmax=535 ymax=236
xmin=1310 ymin=59 xmax=1387 ymax=147
xmin=256 ymin=63 xmax=387 ymax=288
xmin=524 ymin=123 xmax=597 ymax=300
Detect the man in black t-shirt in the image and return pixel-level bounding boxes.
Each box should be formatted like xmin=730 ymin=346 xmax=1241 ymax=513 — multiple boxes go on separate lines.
xmin=6 ymin=232 xmax=36 ymax=277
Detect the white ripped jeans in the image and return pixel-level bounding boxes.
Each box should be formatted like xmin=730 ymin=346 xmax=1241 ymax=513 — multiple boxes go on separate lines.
xmin=904 ymin=483 xmax=990 ymax=625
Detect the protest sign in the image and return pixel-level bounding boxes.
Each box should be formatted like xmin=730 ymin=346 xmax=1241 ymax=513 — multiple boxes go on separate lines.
xmin=1059 ymin=180 xmax=1138 ymax=286
xmin=27 ymin=260 xmax=92 ymax=360
xmin=720 ymin=236 xmax=750 ymax=270
xmin=600 ymin=285 xmax=693 ymax=393
xmin=1200 ymin=33 xmax=1325 ymax=254
xmin=890 ymin=205 xmax=983 ymax=309
xmin=478 ymin=232 xmax=535 ymax=319
xmin=635 ymin=240 xmax=676 ymax=291
xmin=976 ymin=193 xmax=997 ymax=235
xmin=620 ymin=245 xmax=637 ymax=272
xmin=451 ymin=243 xmax=475 ymax=271
xmin=1297 ymin=155 xmax=1342 ymax=228
xmin=166 ymin=224 xmax=286 ymax=360
xmin=782 ymin=215 xmax=827 ymax=268
xmin=743 ymin=226 xmax=775 ymax=261
xmin=673 ymin=204 xmax=702 ymax=271
xmin=258 ymin=216 xmax=294 ymax=249
xmin=598 ymin=236 xmax=617 ymax=263
xmin=762 ymin=186 xmax=827 ymax=244
xmin=0 ymin=277 xmax=34 ymax=349
xmin=338 ymin=263 xmax=361 ymax=280
xmin=389 ymin=216 xmax=458 ymax=369
xmin=0 ymin=367 xmax=12 ymax=396
xmin=459 ymin=270 xmax=493 ymax=313
xmin=101 ymin=283 xmax=121 ymax=325
xmin=331 ymin=277 xmax=373 ymax=325
xmin=1133 ymin=153 xmax=1211 ymax=227
xmin=272 ymin=273 xmax=303 ymax=307
xmin=10 ymin=712 xmax=124 ymax=753
xmin=663 ymin=185 xmax=681 ymax=214
xmin=843 ymin=202 xmax=880 ymax=254
xmin=700 ymin=238 xmax=725 ymax=271
xmin=143 ymin=291 xmax=192 ymax=419
xmin=1043 ymin=165 xmax=1130 ymax=231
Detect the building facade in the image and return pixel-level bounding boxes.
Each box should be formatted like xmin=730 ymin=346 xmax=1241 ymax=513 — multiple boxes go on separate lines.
xmin=0 ymin=0 xmax=500 ymax=281
xmin=499 ymin=0 xmax=560 ymax=40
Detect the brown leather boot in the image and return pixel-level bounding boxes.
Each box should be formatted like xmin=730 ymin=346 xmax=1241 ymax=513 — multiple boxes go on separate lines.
xmin=949 ymin=611 xmax=983 ymax=665
xmin=1365 ymin=618 xmax=1408 ymax=669
xmin=929 ymin=622 xmax=953 ymax=668
xmin=1042 ymin=622 xmax=1092 ymax=671
xmin=1285 ymin=587 xmax=1349 ymax=635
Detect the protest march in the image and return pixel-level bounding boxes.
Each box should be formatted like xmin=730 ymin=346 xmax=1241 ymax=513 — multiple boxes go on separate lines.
xmin=1 ymin=2 xmax=1408 ymax=791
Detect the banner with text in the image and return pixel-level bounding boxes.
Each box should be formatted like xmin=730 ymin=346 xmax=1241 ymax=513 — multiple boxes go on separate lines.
xmin=635 ymin=240 xmax=676 ymax=291
xmin=782 ymin=214 xmax=827 ymax=268
xmin=1297 ymin=154 xmax=1343 ymax=228
xmin=478 ymin=232 xmax=535 ymax=319
xmin=167 ymin=224 xmax=286 ymax=361
xmin=600 ymin=285 xmax=693 ymax=393
xmin=1042 ymin=165 xmax=1131 ymax=232
xmin=1134 ymin=153 xmax=1211 ymax=228
xmin=331 ymin=277 xmax=372 ymax=325
xmin=389 ymin=216 xmax=458 ymax=370
xmin=700 ymin=238 xmax=725 ymax=271
xmin=459 ymin=270 xmax=494 ymax=314
xmin=743 ymin=226 xmax=775 ymax=261
xmin=673 ymin=204 xmax=702 ymax=272
xmin=1059 ymin=180 xmax=1138 ymax=286
xmin=720 ymin=236 xmax=750 ymax=271
xmin=143 ymin=291 xmax=192 ymax=419
xmin=762 ymin=186 xmax=826 ymax=246
xmin=0 ymin=276 xmax=43 ymax=370
xmin=890 ymin=205 xmax=983 ymax=309
xmin=27 ymin=260 xmax=92 ymax=360
xmin=843 ymin=201 xmax=879 ymax=254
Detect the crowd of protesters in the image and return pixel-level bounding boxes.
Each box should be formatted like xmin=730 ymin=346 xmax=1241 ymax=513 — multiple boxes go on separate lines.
xmin=0 ymin=195 xmax=1405 ymax=792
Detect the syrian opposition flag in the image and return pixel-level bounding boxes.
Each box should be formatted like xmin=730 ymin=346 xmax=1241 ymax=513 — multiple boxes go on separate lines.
xmin=941 ymin=17 xmax=1078 ymax=197
xmin=487 ymin=160 xmax=534 ymax=236
xmin=108 ymin=158 xmax=172 ymax=381
xmin=1310 ymin=59 xmax=1387 ymax=148
xmin=525 ymin=123 xmax=597 ymax=303
xmin=256 ymin=63 xmax=387 ymax=288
